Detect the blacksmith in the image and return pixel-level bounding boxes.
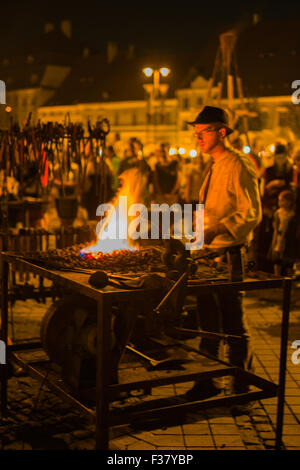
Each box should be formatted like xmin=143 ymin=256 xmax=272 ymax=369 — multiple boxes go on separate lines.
xmin=186 ymin=106 xmax=262 ymax=400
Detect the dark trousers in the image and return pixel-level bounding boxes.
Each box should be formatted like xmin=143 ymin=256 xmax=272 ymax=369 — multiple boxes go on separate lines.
xmin=197 ymin=289 xmax=254 ymax=392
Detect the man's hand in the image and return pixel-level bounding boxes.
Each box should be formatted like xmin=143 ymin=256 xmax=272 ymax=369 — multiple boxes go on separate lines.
xmin=204 ymin=223 xmax=228 ymax=245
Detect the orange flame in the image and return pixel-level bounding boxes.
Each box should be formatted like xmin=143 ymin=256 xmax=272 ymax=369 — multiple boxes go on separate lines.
xmin=81 ymin=167 xmax=149 ymax=255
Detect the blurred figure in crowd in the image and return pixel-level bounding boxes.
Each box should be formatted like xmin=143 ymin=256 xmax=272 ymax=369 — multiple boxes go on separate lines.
xmin=106 ymin=145 xmax=121 ymax=193
xmin=112 ymin=132 xmax=124 ymax=158
xmin=118 ymin=138 xmax=145 ymax=174
xmin=150 ymin=143 xmax=180 ymax=205
xmin=291 ymin=149 xmax=300 ymax=260
xmin=268 ymin=189 xmax=297 ymax=276
xmin=261 ymin=143 xmax=293 ymax=208
xmin=255 ymin=144 xmax=294 ymax=272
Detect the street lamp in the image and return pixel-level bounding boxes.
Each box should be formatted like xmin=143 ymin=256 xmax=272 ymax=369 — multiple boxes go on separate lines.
xmin=142 ymin=67 xmax=170 ymax=100
xmin=142 ymin=67 xmax=170 ymax=131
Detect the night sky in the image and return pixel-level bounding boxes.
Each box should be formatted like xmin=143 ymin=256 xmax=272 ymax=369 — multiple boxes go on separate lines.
xmin=1 ymin=0 xmax=300 ymax=57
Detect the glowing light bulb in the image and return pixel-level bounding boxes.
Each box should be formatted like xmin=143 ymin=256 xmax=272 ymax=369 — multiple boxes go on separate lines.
xmin=169 ymin=147 xmax=177 ymax=156
xmin=243 ymin=145 xmax=251 ymax=154
xmin=160 ymin=67 xmax=170 ymax=77
xmin=189 ymin=149 xmax=197 ymax=157
xmin=178 ymin=147 xmax=186 ymax=155
xmin=143 ymin=67 xmax=153 ymax=77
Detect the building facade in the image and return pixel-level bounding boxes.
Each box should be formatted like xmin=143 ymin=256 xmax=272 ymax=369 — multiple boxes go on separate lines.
xmin=37 ymin=77 xmax=299 ymax=154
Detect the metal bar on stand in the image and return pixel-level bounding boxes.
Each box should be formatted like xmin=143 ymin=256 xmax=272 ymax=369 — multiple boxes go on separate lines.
xmin=275 ymin=278 xmax=292 ymax=450
xmin=0 ymin=258 xmax=9 ymax=416
xmin=95 ymin=295 xmax=112 ymax=450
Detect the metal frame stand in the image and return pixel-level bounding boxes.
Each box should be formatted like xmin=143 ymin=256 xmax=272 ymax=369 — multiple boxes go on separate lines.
xmin=0 ymin=252 xmax=292 ymax=450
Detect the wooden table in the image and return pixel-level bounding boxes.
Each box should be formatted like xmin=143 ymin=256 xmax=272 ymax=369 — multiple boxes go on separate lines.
xmin=0 ymin=252 xmax=292 ymax=450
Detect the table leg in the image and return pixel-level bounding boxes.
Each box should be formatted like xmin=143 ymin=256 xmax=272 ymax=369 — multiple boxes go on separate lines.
xmin=275 ymin=278 xmax=292 ymax=450
xmin=95 ymin=295 xmax=111 ymax=450
xmin=0 ymin=259 xmax=9 ymax=417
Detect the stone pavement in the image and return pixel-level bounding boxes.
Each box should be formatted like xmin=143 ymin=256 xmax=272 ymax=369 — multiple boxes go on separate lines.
xmin=0 ymin=279 xmax=300 ymax=451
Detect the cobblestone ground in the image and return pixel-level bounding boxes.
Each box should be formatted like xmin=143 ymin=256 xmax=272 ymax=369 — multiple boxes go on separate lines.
xmin=1 ymin=280 xmax=300 ymax=451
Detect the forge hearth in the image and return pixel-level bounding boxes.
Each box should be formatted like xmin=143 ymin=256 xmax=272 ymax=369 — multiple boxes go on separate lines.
xmin=18 ymin=243 xmax=164 ymax=274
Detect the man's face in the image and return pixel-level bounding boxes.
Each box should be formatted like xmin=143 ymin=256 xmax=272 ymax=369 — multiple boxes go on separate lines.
xmin=194 ymin=123 xmax=226 ymax=153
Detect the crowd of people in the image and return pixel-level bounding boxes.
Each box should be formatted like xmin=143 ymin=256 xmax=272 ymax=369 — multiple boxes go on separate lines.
xmin=1 ymin=128 xmax=300 ymax=278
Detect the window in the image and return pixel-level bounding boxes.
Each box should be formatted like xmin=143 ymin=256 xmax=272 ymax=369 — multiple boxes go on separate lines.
xmin=132 ymin=112 xmax=137 ymax=125
xmin=182 ymin=97 xmax=189 ymax=110
xmin=164 ymin=112 xmax=170 ymax=124
xmin=261 ymin=111 xmax=271 ymax=129
xmin=279 ymin=112 xmax=289 ymax=127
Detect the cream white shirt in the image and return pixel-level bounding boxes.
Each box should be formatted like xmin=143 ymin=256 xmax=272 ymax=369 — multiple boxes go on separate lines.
xmin=199 ymin=148 xmax=262 ymax=249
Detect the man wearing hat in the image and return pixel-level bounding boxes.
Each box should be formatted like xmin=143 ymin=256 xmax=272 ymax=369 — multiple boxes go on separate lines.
xmin=186 ymin=106 xmax=262 ymax=400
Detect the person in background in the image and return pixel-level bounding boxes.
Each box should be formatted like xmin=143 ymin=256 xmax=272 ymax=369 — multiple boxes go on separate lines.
xmin=255 ymin=143 xmax=294 ymax=272
xmin=150 ymin=143 xmax=180 ymax=205
xmin=106 ymin=145 xmax=121 ymax=194
xmin=291 ymin=149 xmax=300 ymax=262
xmin=268 ymin=189 xmax=297 ymax=276
xmin=112 ymin=132 xmax=124 ymax=159
xmin=291 ymin=147 xmax=300 ymax=192
xmin=261 ymin=143 xmax=293 ymax=206
xmin=118 ymin=138 xmax=145 ymax=175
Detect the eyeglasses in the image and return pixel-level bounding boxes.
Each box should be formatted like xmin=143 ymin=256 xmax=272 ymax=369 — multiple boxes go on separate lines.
xmin=194 ymin=128 xmax=222 ymax=139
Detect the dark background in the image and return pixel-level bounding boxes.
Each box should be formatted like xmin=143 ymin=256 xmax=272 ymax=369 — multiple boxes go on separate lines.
xmin=2 ymin=0 xmax=300 ymax=56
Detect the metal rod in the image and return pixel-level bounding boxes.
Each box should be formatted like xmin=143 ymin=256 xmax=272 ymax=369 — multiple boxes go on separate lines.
xmin=154 ymin=272 xmax=187 ymax=315
xmin=95 ymin=295 xmax=111 ymax=450
xmin=0 ymin=258 xmax=9 ymax=416
xmin=125 ymin=344 xmax=168 ymax=368
xmin=174 ymin=327 xmax=243 ymax=341
xmin=275 ymin=278 xmax=292 ymax=450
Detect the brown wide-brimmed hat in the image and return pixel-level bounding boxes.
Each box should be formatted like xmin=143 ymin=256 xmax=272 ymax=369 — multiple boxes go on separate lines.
xmin=187 ymin=106 xmax=234 ymax=136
